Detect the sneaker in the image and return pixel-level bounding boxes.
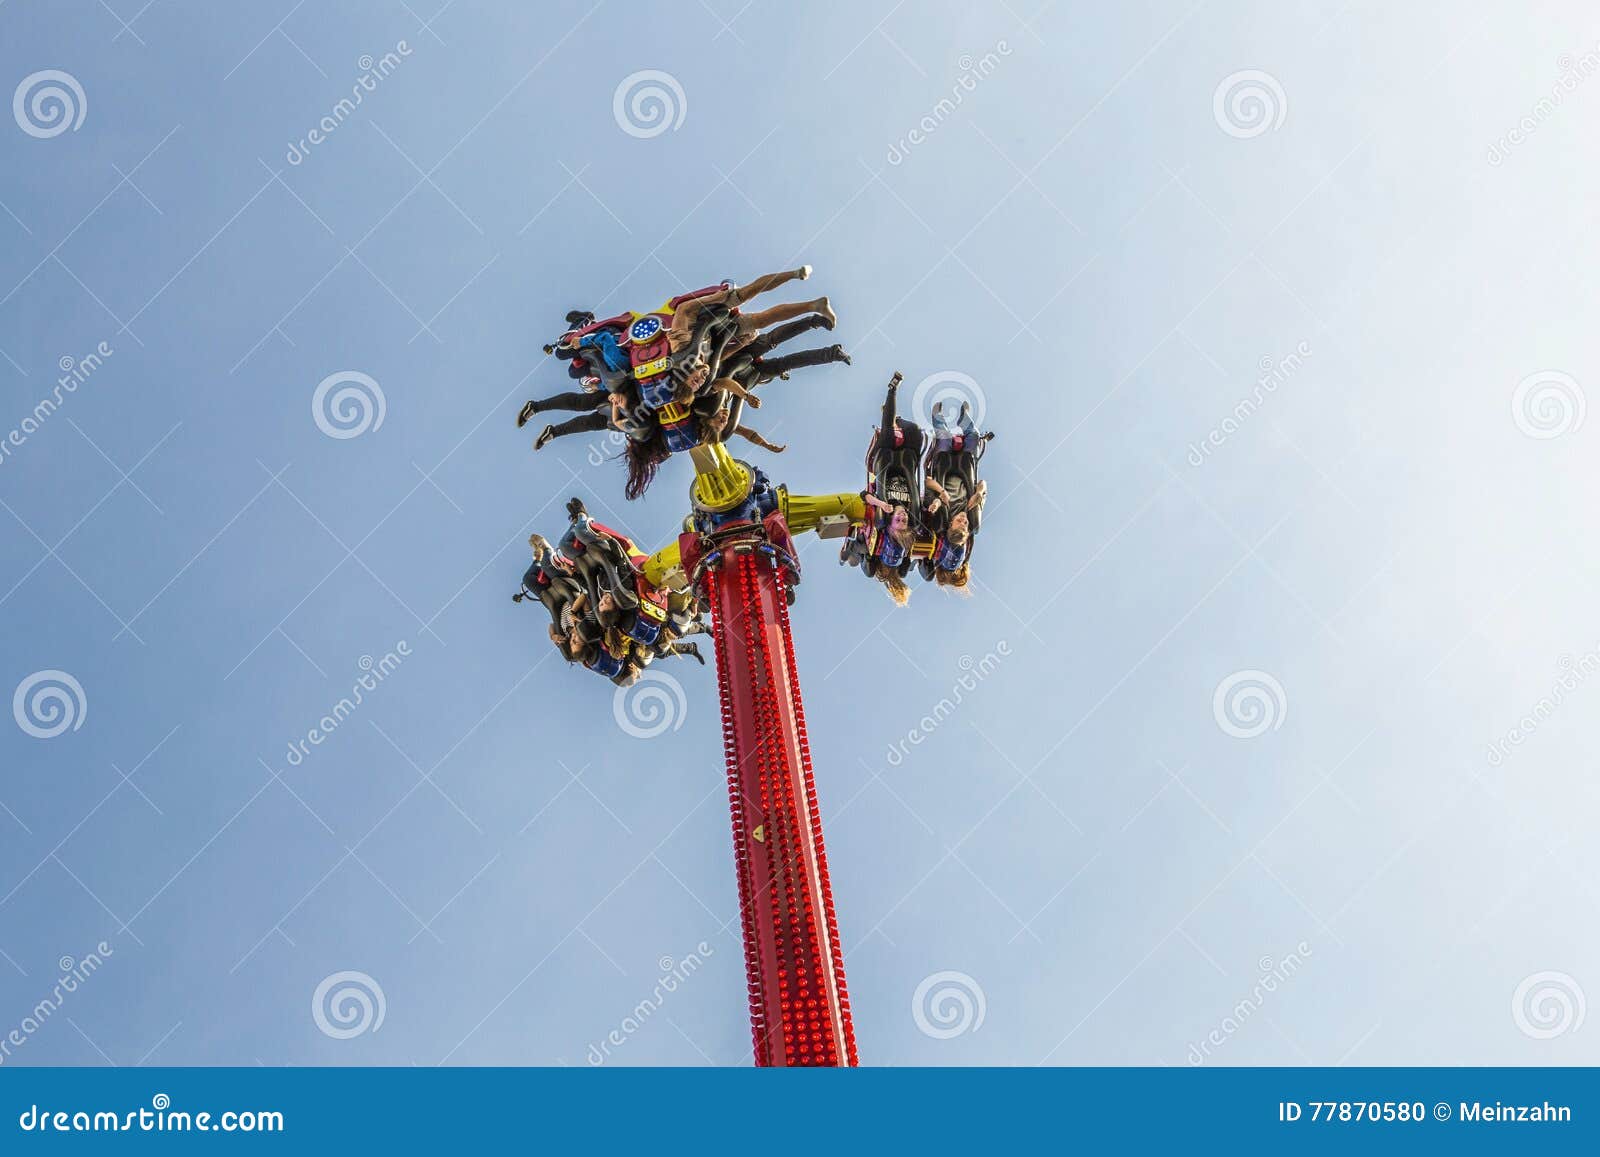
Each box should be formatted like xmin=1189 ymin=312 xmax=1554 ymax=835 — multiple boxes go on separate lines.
xmin=534 ymin=424 xmax=557 ymax=451
xmin=517 ymin=400 xmax=537 ymax=428
xmin=817 ymin=297 xmax=836 ymax=328
xmin=831 ymin=344 xmax=851 ymax=366
xmin=798 ymin=264 xmax=813 ymax=280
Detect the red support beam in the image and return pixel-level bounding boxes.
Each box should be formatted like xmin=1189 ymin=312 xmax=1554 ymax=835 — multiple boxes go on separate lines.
xmin=705 ymin=549 xmax=858 ymax=1066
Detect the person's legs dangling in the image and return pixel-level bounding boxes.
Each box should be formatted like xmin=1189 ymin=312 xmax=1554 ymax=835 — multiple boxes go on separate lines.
xmin=758 ymin=344 xmax=850 ymax=379
xmin=739 ymin=313 xmax=832 ymax=361
xmin=727 ymin=266 xmax=812 ymax=307
xmin=519 ymin=390 xmax=604 ymax=428
xmin=534 ymin=410 xmax=608 ymax=450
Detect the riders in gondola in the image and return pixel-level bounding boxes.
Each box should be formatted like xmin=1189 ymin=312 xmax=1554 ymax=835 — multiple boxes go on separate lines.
xmin=514 ymin=269 xmax=850 ymax=496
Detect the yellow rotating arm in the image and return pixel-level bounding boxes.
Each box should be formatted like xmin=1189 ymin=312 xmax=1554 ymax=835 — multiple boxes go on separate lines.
xmin=640 ymin=442 xmax=868 ymax=589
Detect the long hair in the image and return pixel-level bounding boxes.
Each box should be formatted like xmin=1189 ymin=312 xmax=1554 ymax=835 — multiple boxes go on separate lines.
xmin=934 ymin=562 xmax=972 ymax=595
xmin=624 ymin=427 xmax=669 ymax=501
xmin=878 ymin=569 xmax=911 ymax=606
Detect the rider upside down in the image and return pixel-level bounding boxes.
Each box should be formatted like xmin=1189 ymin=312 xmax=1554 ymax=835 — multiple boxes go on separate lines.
xmin=516 ymin=267 xmax=849 ymax=500
xmin=511 ymin=268 xmax=995 ymax=681
xmin=842 ymin=372 xmax=991 ymax=603
xmin=514 ymin=498 xmax=706 ymax=686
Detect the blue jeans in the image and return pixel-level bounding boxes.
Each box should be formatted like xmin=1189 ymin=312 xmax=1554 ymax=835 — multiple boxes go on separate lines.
xmin=932 ymin=405 xmax=976 ymax=449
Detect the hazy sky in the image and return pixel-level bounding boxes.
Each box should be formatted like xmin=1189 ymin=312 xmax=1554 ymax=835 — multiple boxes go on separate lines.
xmin=2 ymin=0 xmax=1598 ymax=1066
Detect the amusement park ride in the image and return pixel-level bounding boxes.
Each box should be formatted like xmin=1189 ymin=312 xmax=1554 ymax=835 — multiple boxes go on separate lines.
xmin=514 ymin=274 xmax=989 ymax=1067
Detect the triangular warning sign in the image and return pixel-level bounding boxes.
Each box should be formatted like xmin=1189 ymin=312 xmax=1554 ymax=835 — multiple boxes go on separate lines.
xmin=751 ymin=824 xmax=765 ymax=842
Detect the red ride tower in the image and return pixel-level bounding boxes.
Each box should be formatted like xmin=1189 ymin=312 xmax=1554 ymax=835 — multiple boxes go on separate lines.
xmin=650 ymin=446 xmax=864 ymax=1066
xmin=707 ymin=554 xmax=856 ymax=1066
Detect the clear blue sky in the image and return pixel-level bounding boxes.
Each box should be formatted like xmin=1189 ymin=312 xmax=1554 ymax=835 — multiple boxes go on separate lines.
xmin=2 ymin=0 xmax=1598 ymax=1066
